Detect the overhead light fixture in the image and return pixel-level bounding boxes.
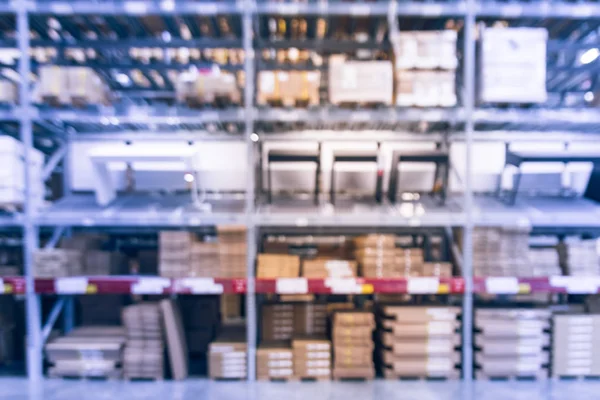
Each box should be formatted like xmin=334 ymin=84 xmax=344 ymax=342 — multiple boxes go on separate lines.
xmin=585 ymin=91 xmax=595 ymax=102
xmin=580 ymin=48 xmax=599 ymax=65
xmin=161 ymin=31 xmax=172 ymax=43
xmin=250 ymin=133 xmax=259 ymax=142
xmin=184 ymin=173 xmax=195 ymax=183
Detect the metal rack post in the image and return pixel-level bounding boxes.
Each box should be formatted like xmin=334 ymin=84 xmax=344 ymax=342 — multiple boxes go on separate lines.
xmin=462 ymin=0 xmax=476 ymax=388
xmin=243 ymin=0 xmax=257 ymax=382
xmin=17 ymin=1 xmax=43 ymax=385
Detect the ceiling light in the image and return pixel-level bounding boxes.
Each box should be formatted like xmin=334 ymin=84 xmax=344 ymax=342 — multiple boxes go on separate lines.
xmin=585 ymin=91 xmax=595 ymax=102
xmin=250 ymin=133 xmax=259 ymax=142
xmin=161 ymin=31 xmax=172 ymax=43
xmin=184 ymin=173 xmax=195 ymax=183
xmin=580 ymin=48 xmax=599 ymax=65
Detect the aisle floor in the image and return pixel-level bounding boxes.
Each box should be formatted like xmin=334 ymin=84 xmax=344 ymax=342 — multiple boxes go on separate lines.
xmin=1 ymin=378 xmax=599 ymax=400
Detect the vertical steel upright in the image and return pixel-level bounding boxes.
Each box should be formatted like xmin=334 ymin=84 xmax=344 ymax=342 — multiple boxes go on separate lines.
xmin=17 ymin=0 xmax=43 ymax=386
xmin=243 ymin=0 xmax=258 ymax=382
xmin=462 ymin=0 xmax=476 ymax=389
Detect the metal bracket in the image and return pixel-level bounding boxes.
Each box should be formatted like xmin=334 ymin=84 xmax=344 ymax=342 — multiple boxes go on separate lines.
xmin=41 ymin=143 xmax=68 ymax=181
xmin=42 ymin=297 xmax=65 ymax=344
xmin=44 ymin=226 xmax=66 ymax=250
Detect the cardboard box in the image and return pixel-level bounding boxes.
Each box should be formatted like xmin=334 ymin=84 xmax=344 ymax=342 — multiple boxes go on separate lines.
xmin=257 ymin=71 xmax=320 ymax=107
xmin=302 ymin=259 xmax=357 ymax=278
xmin=257 ymin=254 xmax=300 ymax=278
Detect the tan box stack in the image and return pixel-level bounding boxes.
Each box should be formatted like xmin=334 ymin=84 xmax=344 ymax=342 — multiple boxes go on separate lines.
xmin=209 ymin=326 xmax=247 ymax=380
xmin=122 ymin=303 xmax=165 ymax=380
xmin=292 ymin=337 xmax=332 ymax=380
xmin=376 ymin=306 xmax=461 ymax=379
xmin=159 ymin=231 xmax=194 ymax=278
xmin=257 ymin=254 xmax=301 ymax=278
xmin=257 ymin=71 xmax=320 ymax=107
xmin=217 ymin=225 xmax=247 ymax=278
xmin=257 ymin=342 xmax=294 ymax=381
xmin=190 ymin=240 xmax=220 ymax=277
xmin=302 ymin=259 xmax=358 ymax=278
xmin=354 ymin=235 xmax=434 ymax=278
xmin=473 ymin=227 xmax=533 ymax=277
xmin=329 ymin=56 xmax=393 ymax=106
xmin=295 ymin=303 xmax=328 ymax=337
xmin=176 ymin=70 xmax=241 ymax=107
xmin=552 ymin=314 xmax=600 ymax=378
xmin=332 ymin=311 xmax=375 ymax=380
xmin=262 ymin=303 xmax=295 ymax=341
xmin=38 ymin=65 xmax=110 ymax=106
xmin=475 ymin=308 xmax=550 ymax=380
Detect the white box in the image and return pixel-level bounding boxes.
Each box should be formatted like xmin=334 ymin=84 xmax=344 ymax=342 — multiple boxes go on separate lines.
xmin=39 ymin=65 xmax=69 ymax=104
xmin=0 ymin=80 xmax=17 ymax=104
xmin=480 ymin=27 xmax=548 ymax=103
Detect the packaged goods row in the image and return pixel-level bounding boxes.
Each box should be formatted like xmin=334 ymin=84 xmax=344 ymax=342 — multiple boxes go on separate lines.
xmin=4 ymin=27 xmax=548 ymax=108
xmin=22 ymin=230 xmax=600 ymax=279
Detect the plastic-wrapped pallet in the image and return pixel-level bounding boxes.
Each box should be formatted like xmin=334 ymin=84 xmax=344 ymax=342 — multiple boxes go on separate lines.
xmin=122 ymin=303 xmax=165 ymax=380
xmin=332 ymin=311 xmax=375 ymax=380
xmin=376 ymin=305 xmax=461 ymax=379
xmin=0 ymin=80 xmax=17 ymax=104
xmin=475 ymin=308 xmax=551 ymax=380
xmin=67 ymin=67 xmax=110 ymax=106
xmin=176 ymin=69 xmax=241 ymax=106
xmin=328 ymin=56 xmax=393 ymax=106
xmin=209 ymin=325 xmax=247 ymax=379
xmin=0 ymin=136 xmax=44 ymax=211
xmin=45 ymin=326 xmax=126 ymax=379
xmin=479 ymin=27 xmax=548 ymax=103
xmin=257 ymin=71 xmax=320 ymax=107
xmin=552 ymin=314 xmax=600 ymax=378
xmin=391 ymin=31 xmax=457 ymax=70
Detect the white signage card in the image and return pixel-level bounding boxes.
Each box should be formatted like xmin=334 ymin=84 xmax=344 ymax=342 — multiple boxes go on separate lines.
xmin=56 ymin=277 xmax=89 ymax=294
xmin=275 ymin=278 xmax=308 ymax=294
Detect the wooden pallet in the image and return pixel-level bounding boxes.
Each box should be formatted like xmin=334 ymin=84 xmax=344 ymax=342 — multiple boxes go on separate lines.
xmin=184 ymin=94 xmax=241 ymax=109
xmin=123 ymin=376 xmax=164 ymax=382
xmin=383 ymin=368 xmax=459 ymax=381
xmin=257 ymin=98 xmax=318 ymax=108
xmin=476 ymin=371 xmax=548 ymax=381
xmin=294 ymin=376 xmax=331 ymax=382
xmin=257 ymin=376 xmax=295 ymax=383
xmin=212 ymin=377 xmax=247 ymax=382
xmin=48 ymin=373 xmax=121 ymax=382
xmin=553 ymin=375 xmax=600 ymax=382
xmin=333 ymin=101 xmax=391 ymax=109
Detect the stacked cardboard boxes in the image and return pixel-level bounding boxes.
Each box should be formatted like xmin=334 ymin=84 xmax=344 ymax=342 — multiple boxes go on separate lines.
xmin=257 ymin=254 xmax=300 ymax=278
xmin=292 ymin=337 xmax=332 ymax=380
xmin=332 ymin=311 xmax=375 ymax=380
xmin=257 ymin=71 xmax=320 ymax=107
xmin=552 ymin=314 xmax=600 ymax=377
xmin=562 ymin=238 xmax=600 ymax=276
xmin=354 ymin=235 xmax=431 ymax=278
xmin=261 ymin=303 xmax=328 ymax=341
xmin=122 ymin=303 xmax=165 ymax=380
xmin=45 ymin=327 xmax=126 ymax=379
xmin=475 ymin=308 xmax=550 ymax=379
xmin=159 ymin=231 xmax=194 ymax=278
xmin=217 ymin=226 xmax=247 ymax=278
xmin=190 ymin=240 xmax=221 ymax=277
xmin=257 ymin=342 xmax=294 ymax=380
xmin=38 ymin=66 xmax=110 ymax=106
xmin=33 ymin=249 xmax=84 ymax=277
xmin=209 ymin=325 xmax=247 ymax=379
xmin=376 ymin=306 xmax=461 ymax=379
xmin=302 ymin=259 xmax=358 ymax=278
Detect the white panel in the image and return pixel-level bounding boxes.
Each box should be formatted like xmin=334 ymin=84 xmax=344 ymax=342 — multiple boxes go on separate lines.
xmin=70 ymin=141 xmax=247 ymax=192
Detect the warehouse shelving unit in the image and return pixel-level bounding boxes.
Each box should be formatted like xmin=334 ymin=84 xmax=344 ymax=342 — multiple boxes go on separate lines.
xmin=0 ymin=0 xmax=598 ymax=387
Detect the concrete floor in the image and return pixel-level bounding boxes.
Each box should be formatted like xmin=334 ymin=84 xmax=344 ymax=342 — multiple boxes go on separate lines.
xmin=1 ymin=378 xmax=600 ymax=400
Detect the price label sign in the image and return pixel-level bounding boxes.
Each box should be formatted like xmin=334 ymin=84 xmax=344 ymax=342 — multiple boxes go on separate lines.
xmin=275 ymin=278 xmax=308 ymax=294
xmin=56 ymin=277 xmax=89 ymax=294
xmin=485 ymin=277 xmax=519 ymax=294
xmin=325 ymin=278 xmax=362 ymax=294
xmin=179 ymin=278 xmax=224 ymax=294
xmin=550 ymin=276 xmax=600 ymax=294
xmin=0 ymin=278 xmax=4 ymax=294
xmin=131 ymin=277 xmax=171 ymax=294
xmin=407 ymin=277 xmax=439 ymax=294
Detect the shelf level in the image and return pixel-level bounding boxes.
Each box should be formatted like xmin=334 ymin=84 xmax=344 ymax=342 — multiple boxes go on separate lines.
xmin=474 ymin=276 xmax=600 ymax=294
xmin=255 ymin=277 xmax=465 ymax=294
